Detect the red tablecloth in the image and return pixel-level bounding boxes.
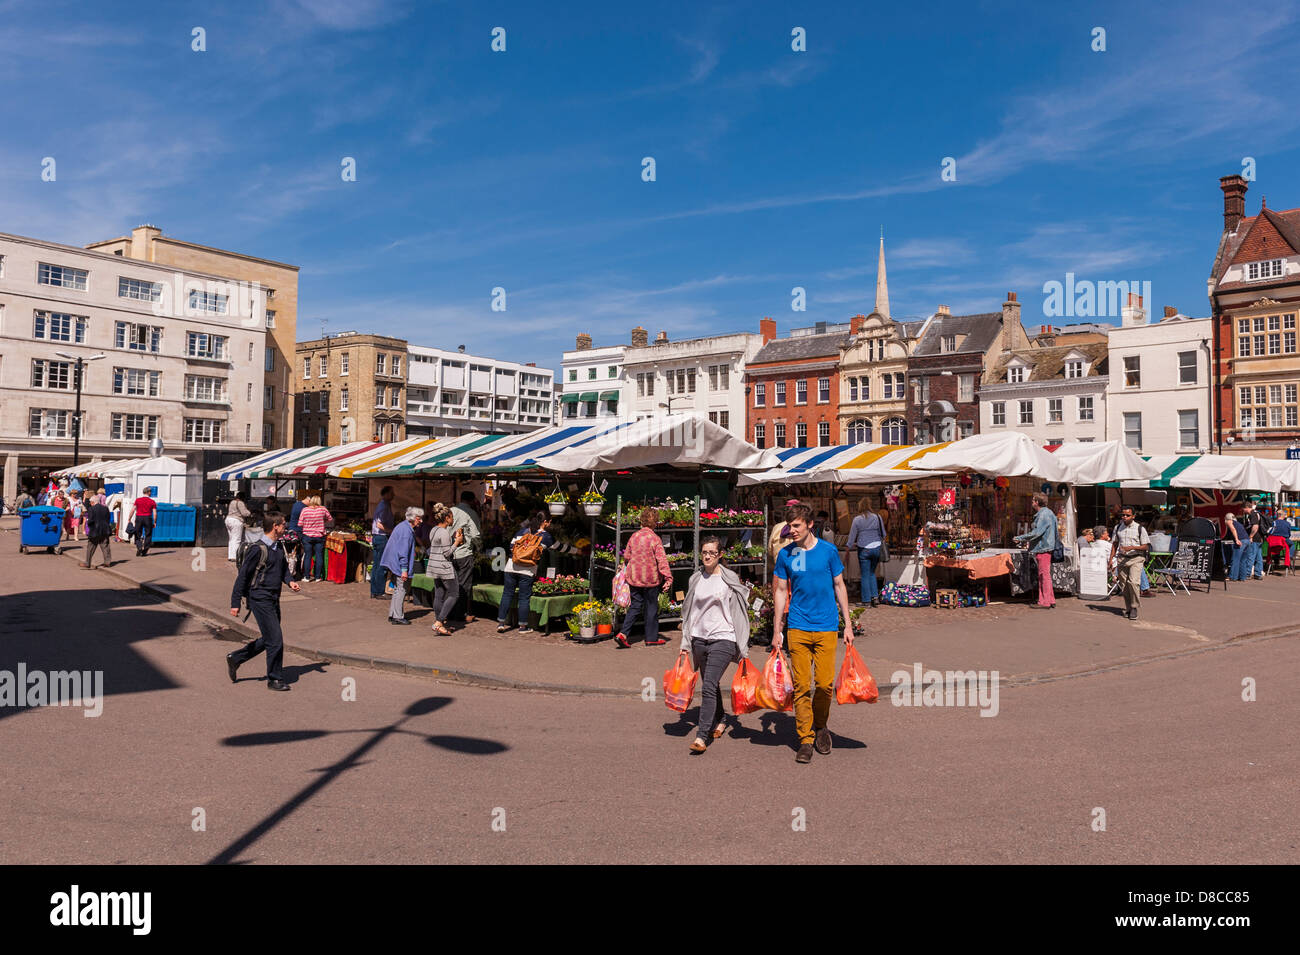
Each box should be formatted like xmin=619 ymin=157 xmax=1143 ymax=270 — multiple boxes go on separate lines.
xmin=1266 ymin=535 xmax=1292 ymax=567
xmin=924 ymin=551 xmax=1016 ymax=580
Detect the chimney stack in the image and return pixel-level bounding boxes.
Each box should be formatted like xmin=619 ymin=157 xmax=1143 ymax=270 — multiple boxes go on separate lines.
xmin=1122 ymin=293 xmax=1147 ymax=327
xmin=630 ymin=326 xmax=648 ymax=347
xmin=1220 ymin=174 xmax=1248 ymax=233
xmin=850 ymin=313 xmax=866 ymax=335
xmin=1163 ymin=306 xmax=1178 ymax=319
xmin=936 ymin=304 xmax=951 ymax=316
xmin=1001 ymin=292 xmax=1021 ymax=355
xmin=654 ymin=330 xmax=669 ymax=344
xmin=575 ymin=333 xmax=593 ymax=351
xmin=760 ymin=317 xmax=777 ymax=344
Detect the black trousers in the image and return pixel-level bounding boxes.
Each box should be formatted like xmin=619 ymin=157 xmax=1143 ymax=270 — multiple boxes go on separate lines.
xmin=451 ymin=555 xmax=475 ymax=620
xmin=134 ymin=515 xmax=154 ymax=554
xmin=690 ymin=638 xmax=737 ymax=738
xmin=231 ymin=596 xmax=285 ymax=681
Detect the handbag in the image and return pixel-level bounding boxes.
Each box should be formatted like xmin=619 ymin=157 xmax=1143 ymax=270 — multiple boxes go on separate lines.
xmin=1051 ymin=539 xmax=1065 ymax=563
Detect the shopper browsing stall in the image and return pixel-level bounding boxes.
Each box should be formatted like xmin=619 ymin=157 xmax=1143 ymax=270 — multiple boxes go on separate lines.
xmin=497 ymin=512 xmax=555 ymax=634
xmin=614 ymin=507 xmax=673 ymax=649
xmin=1013 ymin=492 xmax=1058 ymax=609
xmin=845 ymin=500 xmax=887 ymax=607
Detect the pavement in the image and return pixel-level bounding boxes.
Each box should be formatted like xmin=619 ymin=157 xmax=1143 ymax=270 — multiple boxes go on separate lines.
xmin=2 ymin=542 xmax=1297 ymax=865
xmin=8 ymin=514 xmax=1300 ymax=697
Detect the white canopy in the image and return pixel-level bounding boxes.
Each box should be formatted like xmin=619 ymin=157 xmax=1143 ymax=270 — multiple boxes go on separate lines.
xmin=1261 ymin=458 xmax=1300 ymax=492
xmin=1050 ymin=441 xmax=1162 ymax=484
xmin=1171 ymin=455 xmax=1281 ymax=493
xmin=910 ymin=433 xmax=1071 ymax=483
xmin=532 ymin=414 xmax=781 ymax=473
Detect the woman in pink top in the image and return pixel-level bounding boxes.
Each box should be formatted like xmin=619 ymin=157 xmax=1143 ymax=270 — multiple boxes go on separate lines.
xmin=298 ymin=495 xmax=333 ymax=582
xmin=614 ymin=507 xmax=673 ymax=648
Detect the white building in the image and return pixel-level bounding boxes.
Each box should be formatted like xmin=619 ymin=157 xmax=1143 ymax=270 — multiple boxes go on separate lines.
xmin=980 ymin=334 xmax=1110 ymax=444
xmin=406 ymin=344 xmax=554 ymax=437
xmin=1106 ymin=301 xmax=1212 ymax=455
xmin=559 ymin=334 xmax=626 ymax=423
xmin=1 ymin=231 xmax=267 ymax=501
xmin=622 ymin=325 xmax=763 ymax=433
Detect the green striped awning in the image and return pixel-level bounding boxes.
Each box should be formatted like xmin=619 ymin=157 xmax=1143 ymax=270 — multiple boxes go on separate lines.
xmin=599 ymin=390 xmax=619 ymax=401
xmin=578 ymin=392 xmax=598 ymax=402
xmin=560 ymin=393 xmax=580 ymax=404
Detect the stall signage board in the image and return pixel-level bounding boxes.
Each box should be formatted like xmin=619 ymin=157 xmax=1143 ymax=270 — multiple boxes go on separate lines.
xmin=1171 ymin=539 xmax=1212 ymax=585
xmin=1077 ymin=541 xmax=1110 ymax=598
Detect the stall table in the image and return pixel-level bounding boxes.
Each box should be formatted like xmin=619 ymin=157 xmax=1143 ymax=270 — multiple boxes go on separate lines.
xmin=924 ymin=549 xmax=1017 ymax=603
xmin=408 ymin=577 xmax=587 ymax=632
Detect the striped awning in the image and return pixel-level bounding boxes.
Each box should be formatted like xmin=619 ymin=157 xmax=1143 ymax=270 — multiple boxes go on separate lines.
xmin=356 ymin=433 xmax=519 ymax=476
xmin=208 ymin=446 xmax=328 ymax=481
xmin=738 ymin=442 xmax=953 ymax=485
xmin=1108 ymin=454 xmax=1281 ymax=492
xmin=51 ymin=457 xmax=156 ymax=479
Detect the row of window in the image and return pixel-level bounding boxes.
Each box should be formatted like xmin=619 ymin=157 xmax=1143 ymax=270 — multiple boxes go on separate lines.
xmin=1237 ymin=383 xmax=1299 ymax=430
xmin=22 ymin=310 xmax=260 ymax=365
xmin=1234 ymin=314 xmax=1299 ymax=358
xmin=990 ymin=396 xmax=1096 ymax=426
xmin=753 ymin=378 xmax=833 ymax=407
xmin=844 ymin=418 xmax=909 ymax=445
xmin=1123 ymin=411 xmax=1201 ymax=451
xmin=753 ymin=420 xmax=835 ymax=449
xmin=299 ymin=423 xmax=401 ymax=446
xmin=846 ymin=373 xmax=924 ymax=403
xmin=30 ymin=261 xmax=277 ymax=323
xmin=29 ymin=359 xmax=248 ymax=403
xmin=303 ymin=352 xmax=402 ymax=379
xmin=567 ymin=365 xmax=619 ymax=382
xmin=28 ymin=409 xmax=227 ymax=443
xmin=563 ymin=399 xmax=619 ymax=418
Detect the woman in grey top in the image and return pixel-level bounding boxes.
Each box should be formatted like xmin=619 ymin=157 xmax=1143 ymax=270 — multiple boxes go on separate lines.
xmin=845 ymin=500 xmax=887 ymax=607
xmin=679 ymin=536 xmax=752 ymax=754
xmin=426 ymin=503 xmax=463 ymax=635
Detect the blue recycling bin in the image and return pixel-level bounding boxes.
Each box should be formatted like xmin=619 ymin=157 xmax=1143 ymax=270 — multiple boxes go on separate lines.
xmin=151 ymin=503 xmax=197 ymax=544
xmin=19 ymin=506 xmax=65 ymax=554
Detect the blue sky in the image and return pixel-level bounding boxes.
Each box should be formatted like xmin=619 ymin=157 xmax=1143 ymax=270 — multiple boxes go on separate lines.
xmin=3 ymin=0 xmax=1299 ymax=367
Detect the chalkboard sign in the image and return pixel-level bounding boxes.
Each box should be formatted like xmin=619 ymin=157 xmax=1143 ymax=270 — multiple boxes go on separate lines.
xmin=1170 ymin=539 xmax=1212 ymax=585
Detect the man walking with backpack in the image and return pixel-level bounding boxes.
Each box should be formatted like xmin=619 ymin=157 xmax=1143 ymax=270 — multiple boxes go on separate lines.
xmin=1109 ymin=506 xmax=1150 ymax=621
xmin=228 ymin=515 xmax=300 ymax=691
xmin=1242 ymin=500 xmax=1267 ymax=580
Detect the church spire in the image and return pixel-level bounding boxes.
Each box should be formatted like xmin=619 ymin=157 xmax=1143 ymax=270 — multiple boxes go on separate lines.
xmin=874 ymin=231 xmax=890 ymax=319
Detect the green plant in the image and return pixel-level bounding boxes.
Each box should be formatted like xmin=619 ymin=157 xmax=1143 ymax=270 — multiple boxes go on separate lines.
xmin=544 ymin=491 xmax=568 ymax=504
xmin=580 ymin=490 xmax=604 ymax=504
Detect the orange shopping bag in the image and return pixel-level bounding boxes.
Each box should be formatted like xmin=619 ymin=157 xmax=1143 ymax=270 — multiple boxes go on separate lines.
xmin=663 ymin=650 xmax=698 ymax=713
xmin=754 ymin=649 xmax=794 ymax=711
xmin=730 ymin=658 xmax=761 ymax=715
xmin=834 ymin=644 xmax=879 ymax=705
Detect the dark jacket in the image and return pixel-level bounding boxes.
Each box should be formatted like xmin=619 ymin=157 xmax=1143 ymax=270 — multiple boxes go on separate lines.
xmin=231 ymin=539 xmax=291 ymax=606
xmin=86 ymin=503 xmax=112 ymax=538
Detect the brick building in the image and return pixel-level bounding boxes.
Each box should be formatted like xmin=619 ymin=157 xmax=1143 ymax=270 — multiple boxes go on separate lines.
xmin=294 ymin=332 xmax=408 ymax=446
xmin=1209 ymin=175 xmax=1300 ymax=456
xmin=907 ymin=293 xmax=1029 ymax=443
xmin=745 ymin=318 xmax=849 ymax=449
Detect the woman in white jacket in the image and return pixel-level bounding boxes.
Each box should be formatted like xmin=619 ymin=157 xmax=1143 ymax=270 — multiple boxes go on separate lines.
xmin=225 ymin=492 xmax=252 ymax=561
xmin=680 ymin=536 xmax=753 ymax=754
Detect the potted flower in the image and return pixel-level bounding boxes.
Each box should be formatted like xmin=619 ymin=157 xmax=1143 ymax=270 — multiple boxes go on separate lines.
xmin=580 ymin=489 xmax=605 ymax=517
xmin=574 ymin=600 xmax=601 ymax=641
xmin=595 ymin=601 xmax=614 ymax=636
xmin=544 ymin=490 xmax=568 ymax=516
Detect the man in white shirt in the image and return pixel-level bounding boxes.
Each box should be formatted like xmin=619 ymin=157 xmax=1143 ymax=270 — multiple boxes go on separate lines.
xmin=1110 ymin=507 xmax=1150 ymax=621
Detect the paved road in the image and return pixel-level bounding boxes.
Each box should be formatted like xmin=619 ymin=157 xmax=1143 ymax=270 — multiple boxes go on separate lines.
xmin=1 ymin=549 xmax=1297 ymax=864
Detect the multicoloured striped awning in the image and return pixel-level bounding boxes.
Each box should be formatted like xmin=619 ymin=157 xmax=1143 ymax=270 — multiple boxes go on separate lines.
xmin=208 ymin=446 xmax=328 ymax=481
xmin=738 ymin=442 xmax=953 ymax=485
xmin=51 ymin=457 xmax=157 ymax=479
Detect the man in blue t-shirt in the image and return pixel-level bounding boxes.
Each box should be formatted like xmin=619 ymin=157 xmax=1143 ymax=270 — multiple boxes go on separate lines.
xmin=773 ymin=503 xmax=856 ymax=764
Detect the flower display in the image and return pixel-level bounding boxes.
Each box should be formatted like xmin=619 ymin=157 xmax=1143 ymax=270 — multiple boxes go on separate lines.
xmin=531 ymin=574 xmax=588 ymax=596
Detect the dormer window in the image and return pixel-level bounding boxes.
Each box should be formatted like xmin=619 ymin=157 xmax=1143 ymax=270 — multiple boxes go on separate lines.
xmin=1246 ymin=259 xmax=1284 ymax=281
xmin=1065 ymin=359 xmax=1084 ymax=379
xmin=941 ymin=334 xmax=956 ymax=353
xmin=1007 ymin=365 xmax=1026 ymax=384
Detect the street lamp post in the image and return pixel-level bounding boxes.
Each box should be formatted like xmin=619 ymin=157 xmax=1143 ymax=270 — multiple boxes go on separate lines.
xmin=54 ymin=352 xmax=105 ymax=468
xmin=658 ymin=396 xmax=685 ymax=415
